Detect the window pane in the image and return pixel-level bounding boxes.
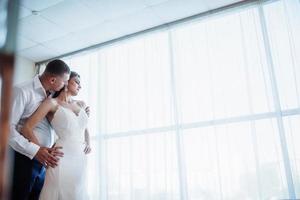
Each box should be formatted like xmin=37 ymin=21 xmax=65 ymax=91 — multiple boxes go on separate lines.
xmin=263 ymin=0 xmax=300 ymax=110
xmin=87 ymin=140 xmax=102 ymax=199
xmin=183 ymin=119 xmax=288 ymax=199
xmin=284 ymin=115 xmax=300 ymax=196
xmin=95 ymin=32 xmax=174 ymax=133
xmin=172 ymin=8 xmax=274 ymax=123
xmin=105 ymin=132 xmax=180 ymax=200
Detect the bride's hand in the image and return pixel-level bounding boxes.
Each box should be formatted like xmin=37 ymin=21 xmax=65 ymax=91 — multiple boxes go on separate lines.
xmin=84 ymin=143 xmax=91 ymax=154
xmin=84 ymin=106 xmax=90 ymax=117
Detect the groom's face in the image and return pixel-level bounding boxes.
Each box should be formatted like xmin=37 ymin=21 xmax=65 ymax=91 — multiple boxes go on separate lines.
xmin=51 ymin=73 xmax=70 ymax=91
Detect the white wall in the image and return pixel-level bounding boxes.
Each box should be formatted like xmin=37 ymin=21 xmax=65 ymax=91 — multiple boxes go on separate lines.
xmin=13 ymin=56 xmax=36 ymax=84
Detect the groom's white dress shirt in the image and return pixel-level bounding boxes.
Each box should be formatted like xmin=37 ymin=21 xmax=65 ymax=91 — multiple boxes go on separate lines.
xmin=9 ymin=75 xmax=54 ymax=159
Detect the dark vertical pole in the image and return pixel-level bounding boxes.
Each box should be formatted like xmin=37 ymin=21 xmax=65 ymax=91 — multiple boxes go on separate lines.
xmin=0 ymin=0 xmax=19 ymax=199
xmin=0 ymin=55 xmax=15 ymax=200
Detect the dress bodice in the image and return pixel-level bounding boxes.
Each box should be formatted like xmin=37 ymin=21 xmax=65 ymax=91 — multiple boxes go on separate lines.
xmin=50 ymin=106 xmax=88 ymax=143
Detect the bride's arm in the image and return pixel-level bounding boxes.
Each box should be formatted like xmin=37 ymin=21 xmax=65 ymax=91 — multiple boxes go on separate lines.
xmin=20 ymin=99 xmax=57 ymax=145
xmin=84 ymin=128 xmax=91 ymax=154
xmin=75 ymin=100 xmax=91 ymax=154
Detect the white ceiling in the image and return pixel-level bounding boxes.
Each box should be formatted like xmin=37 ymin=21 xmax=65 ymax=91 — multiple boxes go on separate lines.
xmin=16 ymin=0 xmax=242 ymax=62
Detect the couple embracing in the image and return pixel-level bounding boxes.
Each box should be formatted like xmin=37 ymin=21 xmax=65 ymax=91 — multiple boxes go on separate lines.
xmin=10 ymin=59 xmax=91 ymax=200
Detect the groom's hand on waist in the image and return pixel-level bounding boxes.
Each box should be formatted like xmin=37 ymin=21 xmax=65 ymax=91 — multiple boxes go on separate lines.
xmin=49 ymin=146 xmax=64 ymax=158
xmin=34 ymin=146 xmax=64 ymax=168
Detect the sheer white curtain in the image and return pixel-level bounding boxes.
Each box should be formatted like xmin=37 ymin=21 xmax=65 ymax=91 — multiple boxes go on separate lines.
xmin=63 ymin=33 xmax=180 ymax=200
xmin=38 ymin=0 xmax=300 ymax=199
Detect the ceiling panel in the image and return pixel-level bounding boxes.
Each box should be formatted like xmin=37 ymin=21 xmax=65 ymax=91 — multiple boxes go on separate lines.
xmin=41 ymin=1 xmax=102 ymax=33
xmin=102 ymin=7 xmax=163 ymax=36
xmin=18 ymin=6 xmax=32 ymax=19
xmin=16 ymin=36 xmax=37 ymax=51
xmin=150 ymin=0 xmax=209 ymax=23
xmin=80 ymin=0 xmax=147 ymax=21
xmin=70 ymin=21 xmax=124 ymax=47
xmin=17 ymin=44 xmax=60 ymax=61
xmin=143 ymin=0 xmax=169 ymax=6
xmin=43 ymin=7 xmax=163 ymax=55
xmin=203 ymin=0 xmax=242 ymax=10
xmin=20 ymin=0 xmax=64 ymax=11
xmin=19 ymin=15 xmax=68 ymax=43
xmin=42 ymin=33 xmax=96 ymax=55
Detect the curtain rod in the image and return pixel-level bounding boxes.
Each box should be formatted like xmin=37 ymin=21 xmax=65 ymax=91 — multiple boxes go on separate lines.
xmin=36 ymin=0 xmax=276 ymax=65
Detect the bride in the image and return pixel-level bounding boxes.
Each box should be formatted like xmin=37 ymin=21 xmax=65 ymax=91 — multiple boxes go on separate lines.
xmin=20 ymin=71 xmax=91 ymax=200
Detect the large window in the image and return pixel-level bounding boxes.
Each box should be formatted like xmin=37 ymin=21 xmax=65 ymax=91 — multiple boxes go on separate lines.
xmin=39 ymin=0 xmax=300 ymax=199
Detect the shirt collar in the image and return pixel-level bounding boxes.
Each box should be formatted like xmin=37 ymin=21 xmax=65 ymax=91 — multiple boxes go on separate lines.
xmin=33 ymin=75 xmax=47 ymax=97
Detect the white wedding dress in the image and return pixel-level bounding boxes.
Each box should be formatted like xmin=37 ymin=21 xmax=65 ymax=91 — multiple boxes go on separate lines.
xmin=39 ymin=105 xmax=89 ymax=200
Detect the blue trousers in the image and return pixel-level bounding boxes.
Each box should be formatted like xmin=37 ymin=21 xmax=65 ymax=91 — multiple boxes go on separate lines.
xmin=11 ymin=150 xmax=46 ymax=200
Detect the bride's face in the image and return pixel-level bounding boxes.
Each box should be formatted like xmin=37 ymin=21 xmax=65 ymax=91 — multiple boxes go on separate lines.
xmin=67 ymin=76 xmax=81 ymax=96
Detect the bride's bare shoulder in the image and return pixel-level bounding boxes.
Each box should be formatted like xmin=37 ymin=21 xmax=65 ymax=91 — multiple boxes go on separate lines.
xmin=42 ymin=98 xmax=59 ymax=111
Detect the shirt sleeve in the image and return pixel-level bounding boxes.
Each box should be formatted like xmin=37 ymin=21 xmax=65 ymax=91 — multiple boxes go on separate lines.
xmin=8 ymin=87 xmax=40 ymax=159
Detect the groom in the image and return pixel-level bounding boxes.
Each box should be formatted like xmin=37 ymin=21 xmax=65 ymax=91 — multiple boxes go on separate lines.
xmin=9 ymin=59 xmax=70 ymax=200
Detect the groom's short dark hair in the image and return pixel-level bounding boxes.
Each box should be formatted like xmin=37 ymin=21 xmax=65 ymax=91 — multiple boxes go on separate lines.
xmin=44 ymin=59 xmax=70 ymax=75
